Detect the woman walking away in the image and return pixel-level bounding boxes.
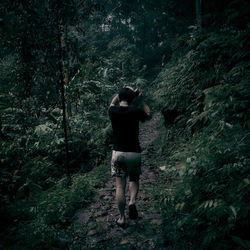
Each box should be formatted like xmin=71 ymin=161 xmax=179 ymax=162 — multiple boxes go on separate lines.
xmin=108 ymin=86 xmax=150 ymax=227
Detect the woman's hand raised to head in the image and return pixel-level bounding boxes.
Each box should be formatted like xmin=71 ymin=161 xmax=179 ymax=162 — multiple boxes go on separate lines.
xmin=123 ymin=85 xmax=135 ymax=92
xmin=123 ymin=85 xmax=143 ymax=97
xmin=135 ymin=88 xmax=142 ymax=96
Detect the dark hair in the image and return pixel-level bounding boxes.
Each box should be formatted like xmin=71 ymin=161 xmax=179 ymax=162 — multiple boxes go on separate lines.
xmin=118 ymin=87 xmax=136 ymax=104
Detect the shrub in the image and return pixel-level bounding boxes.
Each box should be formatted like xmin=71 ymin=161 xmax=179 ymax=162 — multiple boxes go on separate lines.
xmin=13 ymin=162 xmax=109 ymax=249
xmin=153 ymin=28 xmax=250 ymax=249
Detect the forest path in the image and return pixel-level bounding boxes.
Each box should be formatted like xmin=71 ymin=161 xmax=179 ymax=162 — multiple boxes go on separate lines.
xmin=72 ymin=113 xmax=166 ymax=249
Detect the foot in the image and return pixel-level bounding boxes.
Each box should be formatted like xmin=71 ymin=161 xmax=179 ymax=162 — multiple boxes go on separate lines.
xmin=129 ymin=204 xmax=138 ymax=220
xmin=117 ymin=217 xmax=125 ymax=224
xmin=116 ymin=218 xmax=127 ymax=228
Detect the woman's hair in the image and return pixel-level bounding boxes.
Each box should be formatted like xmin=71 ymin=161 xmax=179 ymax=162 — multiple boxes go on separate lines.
xmin=118 ymin=87 xmax=137 ymax=104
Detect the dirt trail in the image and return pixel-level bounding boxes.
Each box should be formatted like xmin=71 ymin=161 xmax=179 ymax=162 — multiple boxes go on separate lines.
xmin=72 ymin=113 xmax=166 ymax=249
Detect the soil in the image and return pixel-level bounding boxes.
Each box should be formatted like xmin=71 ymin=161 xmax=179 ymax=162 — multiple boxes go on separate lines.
xmin=71 ymin=113 xmax=167 ymax=249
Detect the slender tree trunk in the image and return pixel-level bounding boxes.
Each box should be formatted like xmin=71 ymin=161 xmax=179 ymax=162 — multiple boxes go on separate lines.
xmin=142 ymin=11 xmax=146 ymax=62
xmin=57 ymin=11 xmax=71 ymax=186
xmin=196 ymin=0 xmax=202 ymax=30
xmin=21 ymin=37 xmax=33 ymax=98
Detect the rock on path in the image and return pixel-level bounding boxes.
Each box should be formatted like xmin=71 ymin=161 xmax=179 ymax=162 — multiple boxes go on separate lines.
xmin=71 ymin=113 xmax=166 ymax=249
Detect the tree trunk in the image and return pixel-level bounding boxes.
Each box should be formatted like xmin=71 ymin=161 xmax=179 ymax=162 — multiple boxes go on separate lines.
xmin=142 ymin=11 xmax=146 ymax=62
xmin=57 ymin=10 xmax=71 ymax=186
xmin=196 ymin=0 xmax=202 ymax=30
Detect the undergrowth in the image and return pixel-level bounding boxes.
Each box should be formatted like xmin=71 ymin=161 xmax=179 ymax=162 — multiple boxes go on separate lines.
xmin=152 ymin=27 xmax=250 ymax=249
xmin=1 ymin=161 xmax=109 ymax=249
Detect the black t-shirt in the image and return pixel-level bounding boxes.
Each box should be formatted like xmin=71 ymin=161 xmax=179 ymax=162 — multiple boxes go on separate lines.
xmin=108 ymin=106 xmax=148 ymax=152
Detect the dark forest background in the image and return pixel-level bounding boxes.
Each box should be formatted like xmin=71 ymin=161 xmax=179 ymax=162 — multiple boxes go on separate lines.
xmin=0 ymin=0 xmax=249 ymax=249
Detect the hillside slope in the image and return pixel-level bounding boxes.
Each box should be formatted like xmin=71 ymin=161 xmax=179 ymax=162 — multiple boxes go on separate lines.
xmin=151 ymin=28 xmax=250 ymax=249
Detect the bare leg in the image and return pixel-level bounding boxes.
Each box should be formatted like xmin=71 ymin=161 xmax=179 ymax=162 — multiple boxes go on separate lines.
xmin=116 ymin=177 xmax=127 ymax=224
xmin=129 ymin=181 xmax=139 ymax=205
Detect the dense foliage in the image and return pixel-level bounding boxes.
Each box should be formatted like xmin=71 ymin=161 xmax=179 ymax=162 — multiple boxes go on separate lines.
xmin=152 ymin=3 xmax=250 ymax=249
xmin=0 ymin=0 xmax=249 ymax=248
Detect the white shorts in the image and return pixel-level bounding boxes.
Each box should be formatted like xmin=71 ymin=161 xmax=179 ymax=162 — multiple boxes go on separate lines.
xmin=111 ymin=150 xmax=141 ymax=181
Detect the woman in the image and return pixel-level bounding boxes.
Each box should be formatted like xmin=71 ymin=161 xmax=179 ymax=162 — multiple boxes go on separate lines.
xmin=108 ymin=86 xmax=150 ymax=227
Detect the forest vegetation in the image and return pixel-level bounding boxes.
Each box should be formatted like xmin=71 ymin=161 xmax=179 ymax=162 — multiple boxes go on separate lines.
xmin=0 ymin=0 xmax=249 ymax=249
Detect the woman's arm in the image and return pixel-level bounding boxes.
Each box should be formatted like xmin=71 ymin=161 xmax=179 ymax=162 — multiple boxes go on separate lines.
xmin=134 ymin=88 xmax=150 ymax=116
xmin=110 ymin=94 xmax=119 ymax=106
